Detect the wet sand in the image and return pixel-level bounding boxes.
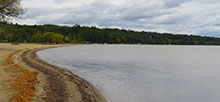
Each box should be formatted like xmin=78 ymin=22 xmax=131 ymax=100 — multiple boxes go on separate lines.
xmin=0 ymin=43 xmax=106 ymax=102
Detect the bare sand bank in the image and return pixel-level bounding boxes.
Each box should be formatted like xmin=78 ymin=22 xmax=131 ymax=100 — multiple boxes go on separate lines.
xmin=0 ymin=43 xmax=106 ymax=102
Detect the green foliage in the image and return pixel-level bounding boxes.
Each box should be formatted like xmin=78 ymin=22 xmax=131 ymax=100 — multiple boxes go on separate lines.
xmin=64 ymin=36 xmax=70 ymax=43
xmin=0 ymin=28 xmax=3 ymax=41
xmin=44 ymin=32 xmax=55 ymax=43
xmin=1 ymin=23 xmax=220 ymax=45
xmin=51 ymin=33 xmax=64 ymax=44
xmin=33 ymin=32 xmax=44 ymax=43
xmin=5 ymin=34 xmax=13 ymax=42
xmin=116 ymin=37 xmax=121 ymax=44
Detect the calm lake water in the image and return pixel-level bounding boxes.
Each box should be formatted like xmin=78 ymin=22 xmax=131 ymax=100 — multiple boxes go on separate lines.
xmin=37 ymin=45 xmax=220 ymax=102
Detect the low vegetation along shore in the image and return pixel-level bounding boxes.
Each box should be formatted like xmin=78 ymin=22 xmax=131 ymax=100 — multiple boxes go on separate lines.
xmin=0 ymin=43 xmax=106 ymax=102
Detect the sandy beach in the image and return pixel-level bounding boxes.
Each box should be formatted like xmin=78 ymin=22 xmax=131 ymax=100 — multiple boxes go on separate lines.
xmin=0 ymin=43 xmax=106 ymax=102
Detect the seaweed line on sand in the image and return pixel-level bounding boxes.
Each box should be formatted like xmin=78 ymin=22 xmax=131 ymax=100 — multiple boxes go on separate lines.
xmin=21 ymin=47 xmax=107 ymax=102
xmin=2 ymin=49 xmax=40 ymax=102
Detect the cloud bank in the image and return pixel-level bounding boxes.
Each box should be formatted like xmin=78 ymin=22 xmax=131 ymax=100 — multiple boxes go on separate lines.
xmin=17 ymin=0 xmax=220 ymax=36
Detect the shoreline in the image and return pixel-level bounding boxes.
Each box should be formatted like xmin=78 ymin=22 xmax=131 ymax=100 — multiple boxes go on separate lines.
xmin=0 ymin=44 xmax=106 ymax=102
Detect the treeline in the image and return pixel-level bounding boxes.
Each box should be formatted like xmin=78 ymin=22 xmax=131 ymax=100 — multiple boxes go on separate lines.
xmin=0 ymin=23 xmax=220 ymax=45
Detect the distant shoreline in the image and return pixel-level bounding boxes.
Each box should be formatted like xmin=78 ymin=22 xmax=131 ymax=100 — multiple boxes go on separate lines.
xmin=2 ymin=23 xmax=220 ymax=45
xmin=0 ymin=43 xmax=106 ymax=102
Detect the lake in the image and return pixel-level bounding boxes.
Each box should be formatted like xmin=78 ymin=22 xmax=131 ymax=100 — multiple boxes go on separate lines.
xmin=37 ymin=45 xmax=220 ymax=102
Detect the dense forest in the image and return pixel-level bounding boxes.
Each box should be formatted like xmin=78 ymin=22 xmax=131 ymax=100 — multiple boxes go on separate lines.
xmin=1 ymin=23 xmax=220 ymax=45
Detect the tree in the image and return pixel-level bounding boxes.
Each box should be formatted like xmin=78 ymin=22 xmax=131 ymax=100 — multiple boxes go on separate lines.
xmin=51 ymin=33 xmax=64 ymax=44
xmin=5 ymin=34 xmax=13 ymax=42
xmin=194 ymin=40 xmax=199 ymax=45
xmin=1 ymin=23 xmax=220 ymax=45
xmin=64 ymin=36 xmax=70 ymax=43
xmin=121 ymin=36 xmax=127 ymax=44
xmin=33 ymin=32 xmax=44 ymax=43
xmin=44 ymin=32 xmax=55 ymax=43
xmin=0 ymin=0 xmax=24 ymax=22
xmin=0 ymin=28 xmax=3 ymax=41
xmin=116 ymin=37 xmax=121 ymax=44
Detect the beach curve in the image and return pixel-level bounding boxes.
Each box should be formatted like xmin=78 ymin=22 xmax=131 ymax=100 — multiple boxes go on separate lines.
xmin=0 ymin=43 xmax=106 ymax=102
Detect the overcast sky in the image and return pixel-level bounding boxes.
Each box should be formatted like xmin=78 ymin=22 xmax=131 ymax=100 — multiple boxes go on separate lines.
xmin=15 ymin=0 xmax=220 ymax=36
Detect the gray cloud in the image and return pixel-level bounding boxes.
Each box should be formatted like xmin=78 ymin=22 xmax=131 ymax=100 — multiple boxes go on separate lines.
xmin=17 ymin=0 xmax=220 ymax=37
xmin=54 ymin=0 xmax=70 ymax=3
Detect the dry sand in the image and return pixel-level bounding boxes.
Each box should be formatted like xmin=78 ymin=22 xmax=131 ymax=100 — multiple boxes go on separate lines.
xmin=0 ymin=43 xmax=106 ymax=102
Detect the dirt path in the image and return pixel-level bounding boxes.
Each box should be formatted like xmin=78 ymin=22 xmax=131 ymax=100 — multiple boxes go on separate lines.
xmin=0 ymin=43 xmax=106 ymax=102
